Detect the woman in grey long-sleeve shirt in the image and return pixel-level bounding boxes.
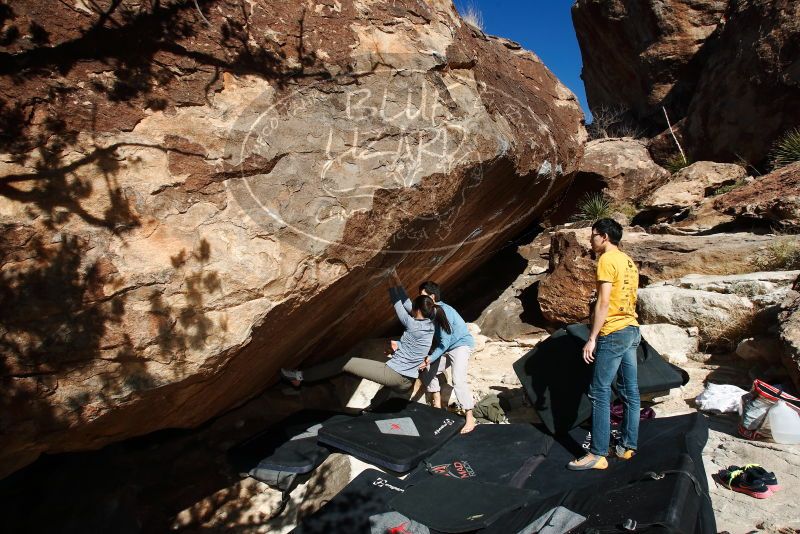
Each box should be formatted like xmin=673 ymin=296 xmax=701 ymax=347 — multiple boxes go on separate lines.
xmin=280 ymin=281 xmax=451 ymax=393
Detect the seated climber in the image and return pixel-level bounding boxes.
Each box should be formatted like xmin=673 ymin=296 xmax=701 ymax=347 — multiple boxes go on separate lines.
xmin=280 ymin=271 xmax=451 ymax=397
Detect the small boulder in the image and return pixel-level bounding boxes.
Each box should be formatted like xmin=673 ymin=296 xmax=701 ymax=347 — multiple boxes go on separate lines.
xmin=736 ymin=337 xmax=784 ymax=363
xmin=640 ymin=324 xmax=698 ymax=365
xmin=639 ymin=161 xmax=748 ymax=223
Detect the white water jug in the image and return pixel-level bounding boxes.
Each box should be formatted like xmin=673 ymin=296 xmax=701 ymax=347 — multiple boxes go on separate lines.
xmin=768 ymin=400 xmax=800 ymax=444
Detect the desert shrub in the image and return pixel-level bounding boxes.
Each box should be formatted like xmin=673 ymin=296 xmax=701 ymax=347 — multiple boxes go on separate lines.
xmin=664 ymin=153 xmax=692 ymax=174
xmin=459 ymin=2 xmax=484 ymax=30
xmin=586 ymin=105 xmax=646 ymax=140
xmin=769 ymin=127 xmax=800 ymax=169
xmin=574 ymin=192 xmax=612 ymax=222
xmin=613 ymin=202 xmax=639 ymax=220
xmin=710 ymin=178 xmax=746 ymax=196
xmin=699 ymin=307 xmax=759 ymax=353
xmin=750 ymin=236 xmax=800 ymax=271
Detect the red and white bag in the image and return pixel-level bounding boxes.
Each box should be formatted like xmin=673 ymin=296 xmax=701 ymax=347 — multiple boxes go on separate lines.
xmin=739 ymin=380 xmax=800 ymax=440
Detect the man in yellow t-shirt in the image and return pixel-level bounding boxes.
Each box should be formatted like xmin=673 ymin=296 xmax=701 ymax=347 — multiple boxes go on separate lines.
xmin=568 ymin=218 xmax=641 ymax=471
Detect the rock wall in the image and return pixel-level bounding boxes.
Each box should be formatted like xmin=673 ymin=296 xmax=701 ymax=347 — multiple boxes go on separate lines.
xmin=0 ymin=0 xmax=585 ymax=477
xmin=571 ymin=0 xmax=727 ymax=131
xmin=573 ymin=0 xmax=800 ymax=164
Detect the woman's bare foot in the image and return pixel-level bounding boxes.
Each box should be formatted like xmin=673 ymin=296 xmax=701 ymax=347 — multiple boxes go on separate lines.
xmin=460 ymin=410 xmax=476 ymax=434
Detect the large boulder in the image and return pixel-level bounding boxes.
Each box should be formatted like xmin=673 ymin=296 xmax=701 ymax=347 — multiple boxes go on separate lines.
xmin=573 ymin=0 xmax=800 ymax=164
xmin=572 ymin=138 xmax=670 ymax=204
xmin=639 ymin=271 xmax=798 ymax=349
xmin=779 ymin=290 xmax=800 ymax=391
xmin=640 ymin=161 xmax=747 ymax=222
xmin=0 ymin=1 xmax=585 ymax=477
xmin=682 ymin=0 xmax=800 ymax=163
xmin=538 ymin=228 xmax=778 ymax=323
xmin=571 ymin=0 xmax=728 ymax=131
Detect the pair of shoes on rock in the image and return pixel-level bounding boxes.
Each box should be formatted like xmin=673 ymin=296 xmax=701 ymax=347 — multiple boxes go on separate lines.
xmin=718 ymin=464 xmax=780 ymax=499
xmin=280 ymin=368 xmax=303 ymax=387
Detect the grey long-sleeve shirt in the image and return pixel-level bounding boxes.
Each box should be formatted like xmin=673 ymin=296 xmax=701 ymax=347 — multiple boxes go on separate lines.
xmin=387 ymin=286 xmax=434 ymax=378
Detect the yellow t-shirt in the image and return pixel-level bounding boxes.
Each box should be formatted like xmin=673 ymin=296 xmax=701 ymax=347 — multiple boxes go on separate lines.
xmin=596 ymin=249 xmax=639 ymax=336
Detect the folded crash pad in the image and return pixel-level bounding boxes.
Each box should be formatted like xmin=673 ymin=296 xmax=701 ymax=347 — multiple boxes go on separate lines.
xmin=317 ymin=401 xmax=464 ymax=472
xmin=227 ymin=410 xmax=353 ymax=489
xmin=513 ymin=324 xmax=689 ymax=434
xmin=566 ymin=323 xmax=690 ymax=395
xmin=407 ymin=423 xmax=553 ymax=488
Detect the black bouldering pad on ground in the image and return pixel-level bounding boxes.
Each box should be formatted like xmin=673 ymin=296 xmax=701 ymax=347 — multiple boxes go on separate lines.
xmin=513 ymin=324 xmax=690 ymax=434
xmin=318 ymin=401 xmax=464 ymax=472
xmin=296 ymin=414 xmax=714 ymax=534
xmin=407 ymin=423 xmax=553 ymax=488
xmin=522 ymin=412 xmax=715 ymax=534
xmin=291 ymin=469 xmax=427 ymax=534
xmin=227 ymin=410 xmax=353 ymax=488
xmin=390 ymin=476 xmax=538 ymax=533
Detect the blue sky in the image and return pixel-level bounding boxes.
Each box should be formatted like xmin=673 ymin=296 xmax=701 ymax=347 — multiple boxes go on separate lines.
xmin=454 ymin=1 xmax=589 ymax=119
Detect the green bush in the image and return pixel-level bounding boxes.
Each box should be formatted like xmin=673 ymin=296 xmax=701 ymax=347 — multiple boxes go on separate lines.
xmin=769 ymin=127 xmax=800 ymax=169
xmin=574 ymin=193 xmax=612 ymax=222
xmin=711 ymin=178 xmax=746 ymax=196
xmin=664 ymin=154 xmax=691 ymax=174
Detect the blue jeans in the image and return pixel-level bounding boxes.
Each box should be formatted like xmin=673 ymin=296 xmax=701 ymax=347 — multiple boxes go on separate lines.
xmin=589 ymin=325 xmax=641 ymax=456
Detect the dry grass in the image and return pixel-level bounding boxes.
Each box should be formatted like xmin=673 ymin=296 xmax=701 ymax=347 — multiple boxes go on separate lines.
xmin=460 ymin=2 xmax=484 ymax=30
xmin=750 ymin=236 xmax=800 ymax=271
xmin=697 ymin=307 xmax=759 ymax=353
xmin=613 ymin=201 xmax=639 ymax=220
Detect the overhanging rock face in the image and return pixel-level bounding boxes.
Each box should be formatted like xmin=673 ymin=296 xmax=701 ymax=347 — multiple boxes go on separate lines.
xmin=0 ymin=0 xmax=585 ymax=477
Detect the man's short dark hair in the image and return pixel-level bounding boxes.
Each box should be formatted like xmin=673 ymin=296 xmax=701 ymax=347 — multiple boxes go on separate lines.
xmin=592 ymin=218 xmax=623 ymax=245
xmin=419 ymin=281 xmax=441 ymax=302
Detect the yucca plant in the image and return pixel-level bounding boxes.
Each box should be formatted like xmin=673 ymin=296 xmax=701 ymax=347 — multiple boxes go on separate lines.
xmin=574 ymin=192 xmax=612 ymax=222
xmin=769 ymin=127 xmax=800 ymax=169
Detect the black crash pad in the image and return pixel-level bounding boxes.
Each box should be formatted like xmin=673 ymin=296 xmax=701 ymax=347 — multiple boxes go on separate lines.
xmin=291 ymin=469 xmax=427 ymax=534
xmin=390 ymin=475 xmax=538 ymax=533
xmin=513 ymin=324 xmax=689 ymax=434
xmin=227 ymin=410 xmax=353 ymax=488
xmin=317 ymin=401 xmax=464 ymax=472
xmin=522 ymin=412 xmax=715 ymax=534
xmin=408 ymin=423 xmax=553 ymax=488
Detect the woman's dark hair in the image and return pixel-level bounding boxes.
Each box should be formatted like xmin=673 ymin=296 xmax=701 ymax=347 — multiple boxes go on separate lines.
xmin=412 ymin=295 xmax=452 ymax=334
xmin=418 ymin=281 xmax=441 ymax=302
xmin=592 ymin=217 xmax=623 ymax=245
